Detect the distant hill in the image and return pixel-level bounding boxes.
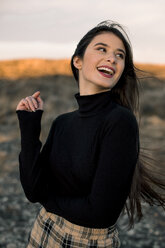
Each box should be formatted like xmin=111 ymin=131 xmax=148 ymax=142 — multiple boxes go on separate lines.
xmin=0 ymin=59 xmax=72 ymax=80
xmin=0 ymin=58 xmax=164 ymax=80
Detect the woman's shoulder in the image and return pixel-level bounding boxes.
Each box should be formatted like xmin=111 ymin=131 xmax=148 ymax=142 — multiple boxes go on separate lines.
xmin=52 ymin=110 xmax=77 ymax=125
xmin=105 ymin=102 xmax=138 ymax=128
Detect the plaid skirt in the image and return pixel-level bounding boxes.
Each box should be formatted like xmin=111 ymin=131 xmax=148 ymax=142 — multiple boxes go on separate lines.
xmin=27 ymin=207 xmax=121 ymax=248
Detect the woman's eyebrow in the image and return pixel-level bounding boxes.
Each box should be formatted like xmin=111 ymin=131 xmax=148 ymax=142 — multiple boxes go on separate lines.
xmin=94 ymin=42 xmax=126 ymax=55
xmin=117 ymin=48 xmax=126 ymax=56
xmin=94 ymin=42 xmax=108 ymax=47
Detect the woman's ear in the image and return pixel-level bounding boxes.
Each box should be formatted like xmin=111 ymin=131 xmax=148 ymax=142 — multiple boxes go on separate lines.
xmin=73 ymin=56 xmax=82 ymax=70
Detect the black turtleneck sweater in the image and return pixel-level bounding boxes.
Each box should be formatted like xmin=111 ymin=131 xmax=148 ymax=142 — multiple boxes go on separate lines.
xmin=16 ymin=90 xmax=139 ymax=228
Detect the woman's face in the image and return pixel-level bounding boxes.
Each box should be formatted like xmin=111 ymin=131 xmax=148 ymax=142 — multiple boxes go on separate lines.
xmin=74 ymin=32 xmax=126 ymax=94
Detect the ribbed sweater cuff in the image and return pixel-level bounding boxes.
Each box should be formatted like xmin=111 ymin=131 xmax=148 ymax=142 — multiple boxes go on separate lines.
xmin=16 ymin=110 xmax=43 ymax=142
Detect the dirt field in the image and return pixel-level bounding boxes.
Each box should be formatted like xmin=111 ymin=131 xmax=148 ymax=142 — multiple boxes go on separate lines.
xmin=0 ymin=74 xmax=165 ymax=247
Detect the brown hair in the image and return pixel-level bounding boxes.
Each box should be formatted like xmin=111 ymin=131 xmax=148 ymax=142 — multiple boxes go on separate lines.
xmin=70 ymin=20 xmax=165 ymax=230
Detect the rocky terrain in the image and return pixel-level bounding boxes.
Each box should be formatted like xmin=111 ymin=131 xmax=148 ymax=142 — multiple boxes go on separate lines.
xmin=0 ymin=74 xmax=165 ymax=248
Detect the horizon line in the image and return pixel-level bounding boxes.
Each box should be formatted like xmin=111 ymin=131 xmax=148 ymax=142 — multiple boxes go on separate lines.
xmin=0 ymin=57 xmax=165 ymax=66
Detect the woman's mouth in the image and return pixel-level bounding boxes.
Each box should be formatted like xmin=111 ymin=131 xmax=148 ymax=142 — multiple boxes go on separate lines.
xmin=97 ymin=66 xmax=115 ymax=78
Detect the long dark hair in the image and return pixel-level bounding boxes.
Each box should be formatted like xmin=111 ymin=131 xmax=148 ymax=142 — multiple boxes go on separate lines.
xmin=70 ymin=20 xmax=165 ymax=230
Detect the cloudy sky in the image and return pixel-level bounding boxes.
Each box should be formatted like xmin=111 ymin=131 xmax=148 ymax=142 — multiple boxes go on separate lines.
xmin=0 ymin=0 xmax=165 ymax=63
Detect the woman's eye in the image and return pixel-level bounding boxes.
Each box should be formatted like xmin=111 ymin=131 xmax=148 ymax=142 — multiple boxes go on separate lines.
xmin=116 ymin=53 xmax=124 ymax=59
xmin=97 ymin=47 xmax=106 ymax=52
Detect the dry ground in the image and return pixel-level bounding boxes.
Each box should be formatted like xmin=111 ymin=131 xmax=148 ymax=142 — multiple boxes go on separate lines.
xmin=0 ymin=74 xmax=165 ymax=247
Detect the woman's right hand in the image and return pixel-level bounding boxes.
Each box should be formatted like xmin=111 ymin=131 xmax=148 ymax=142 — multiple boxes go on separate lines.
xmin=16 ymin=91 xmax=44 ymax=112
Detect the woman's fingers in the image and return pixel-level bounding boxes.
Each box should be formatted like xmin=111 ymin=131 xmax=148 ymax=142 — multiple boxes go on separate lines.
xmin=36 ymin=96 xmax=43 ymax=110
xmin=22 ymin=99 xmax=31 ymax=110
xmin=32 ymin=91 xmax=44 ymax=109
xmin=16 ymin=98 xmax=30 ymax=111
xmin=31 ymin=91 xmax=44 ymax=110
xmin=25 ymin=96 xmax=38 ymax=111
xmin=32 ymin=91 xmax=40 ymax=99
xmin=16 ymin=91 xmax=44 ymax=111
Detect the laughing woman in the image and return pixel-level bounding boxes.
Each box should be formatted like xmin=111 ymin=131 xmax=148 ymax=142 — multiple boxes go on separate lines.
xmin=16 ymin=20 xmax=165 ymax=247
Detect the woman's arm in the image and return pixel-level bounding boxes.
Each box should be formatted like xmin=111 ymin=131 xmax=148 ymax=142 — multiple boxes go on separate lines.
xmin=16 ymin=91 xmax=56 ymax=203
xmin=54 ymin=110 xmax=139 ymax=227
xmin=17 ymin=110 xmax=57 ymax=203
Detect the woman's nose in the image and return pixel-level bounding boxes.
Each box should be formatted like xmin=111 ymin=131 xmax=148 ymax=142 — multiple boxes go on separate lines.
xmin=106 ymin=53 xmax=116 ymax=64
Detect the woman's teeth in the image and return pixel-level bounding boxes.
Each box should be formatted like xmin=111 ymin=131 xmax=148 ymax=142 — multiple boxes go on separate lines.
xmin=97 ymin=67 xmax=114 ymax=75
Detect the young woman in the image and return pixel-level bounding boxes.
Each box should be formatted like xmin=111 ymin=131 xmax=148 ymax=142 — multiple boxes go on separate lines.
xmin=16 ymin=20 xmax=165 ymax=248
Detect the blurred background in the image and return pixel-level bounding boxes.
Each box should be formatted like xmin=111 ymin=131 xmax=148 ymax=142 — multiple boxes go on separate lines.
xmin=0 ymin=0 xmax=165 ymax=247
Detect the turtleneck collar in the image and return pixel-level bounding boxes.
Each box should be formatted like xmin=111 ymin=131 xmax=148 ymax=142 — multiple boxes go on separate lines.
xmin=74 ymin=90 xmax=112 ymax=117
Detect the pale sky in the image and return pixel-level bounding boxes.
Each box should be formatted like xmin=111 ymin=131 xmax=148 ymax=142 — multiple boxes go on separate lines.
xmin=0 ymin=0 xmax=165 ymax=63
